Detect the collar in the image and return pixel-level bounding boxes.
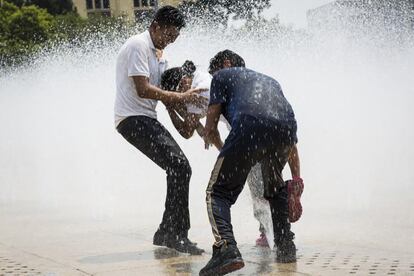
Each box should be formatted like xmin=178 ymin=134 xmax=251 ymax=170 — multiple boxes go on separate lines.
xmin=144 ymin=30 xmax=156 ymax=51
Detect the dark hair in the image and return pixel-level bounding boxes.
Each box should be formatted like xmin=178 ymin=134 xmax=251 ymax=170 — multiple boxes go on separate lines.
xmin=208 ymin=49 xmax=245 ymax=74
xmin=161 ymin=60 xmax=196 ymax=91
xmin=152 ymin=6 xmax=186 ymax=29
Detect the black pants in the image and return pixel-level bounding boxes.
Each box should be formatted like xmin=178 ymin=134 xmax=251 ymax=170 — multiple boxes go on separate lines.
xmin=117 ymin=116 xmax=191 ymax=237
xmin=206 ymin=115 xmax=297 ymax=246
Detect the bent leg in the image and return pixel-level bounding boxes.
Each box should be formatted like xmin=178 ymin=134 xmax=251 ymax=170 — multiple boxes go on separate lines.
xmin=117 ymin=116 xmax=191 ymax=236
xmin=261 ymin=145 xmax=294 ymax=244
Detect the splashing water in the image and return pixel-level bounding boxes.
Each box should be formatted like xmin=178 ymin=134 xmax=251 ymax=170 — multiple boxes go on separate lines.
xmin=0 ymin=6 xmax=413 ymax=250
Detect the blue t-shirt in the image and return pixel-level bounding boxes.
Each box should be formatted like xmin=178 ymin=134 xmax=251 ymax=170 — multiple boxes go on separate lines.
xmin=209 ymin=67 xmax=297 ymax=129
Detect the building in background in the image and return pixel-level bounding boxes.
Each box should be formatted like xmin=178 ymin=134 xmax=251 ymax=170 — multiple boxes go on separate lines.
xmin=72 ymin=0 xmax=182 ymax=21
xmin=307 ymin=0 xmax=414 ymax=35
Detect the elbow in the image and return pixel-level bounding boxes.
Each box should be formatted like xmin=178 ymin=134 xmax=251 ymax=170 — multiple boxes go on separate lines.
xmin=135 ymin=83 xmax=149 ymax=98
xmin=182 ymin=129 xmax=194 ymax=139
xmin=180 ymin=128 xmax=195 ymax=139
xmin=180 ymin=131 xmax=192 ymax=139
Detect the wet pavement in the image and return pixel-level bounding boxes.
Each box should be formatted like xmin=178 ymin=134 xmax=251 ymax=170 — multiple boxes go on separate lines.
xmin=1 ymin=202 xmax=413 ymax=276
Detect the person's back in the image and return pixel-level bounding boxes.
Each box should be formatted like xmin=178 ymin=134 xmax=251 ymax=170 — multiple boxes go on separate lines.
xmin=210 ymin=67 xmax=296 ymax=130
xmin=201 ymin=50 xmax=303 ymax=275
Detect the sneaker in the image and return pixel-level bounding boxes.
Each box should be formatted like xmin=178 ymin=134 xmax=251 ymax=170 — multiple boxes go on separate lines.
xmin=199 ymin=243 xmax=244 ymax=276
xmin=166 ymin=237 xmax=205 ymax=255
xmin=287 ymin=179 xmax=304 ymax=223
xmin=255 ymin=232 xmax=269 ymax=247
xmin=153 ymin=229 xmax=169 ymax=246
xmin=276 ymin=240 xmax=296 ymax=263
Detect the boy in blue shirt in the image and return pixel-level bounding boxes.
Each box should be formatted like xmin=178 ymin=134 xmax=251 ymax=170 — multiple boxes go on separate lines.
xmin=200 ymin=50 xmax=303 ymax=275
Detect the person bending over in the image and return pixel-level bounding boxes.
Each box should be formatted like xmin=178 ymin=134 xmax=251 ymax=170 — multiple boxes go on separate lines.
xmin=200 ymin=50 xmax=304 ymax=275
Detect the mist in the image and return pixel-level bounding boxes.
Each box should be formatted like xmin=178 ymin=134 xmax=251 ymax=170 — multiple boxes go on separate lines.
xmin=1 ymin=7 xmax=413 ymax=253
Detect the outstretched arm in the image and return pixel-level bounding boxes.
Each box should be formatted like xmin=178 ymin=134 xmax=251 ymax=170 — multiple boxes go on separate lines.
xmin=133 ymin=76 xmax=207 ymax=107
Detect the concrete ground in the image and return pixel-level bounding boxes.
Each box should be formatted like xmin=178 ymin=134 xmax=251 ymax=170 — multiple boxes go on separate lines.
xmin=1 ymin=201 xmax=413 ymax=276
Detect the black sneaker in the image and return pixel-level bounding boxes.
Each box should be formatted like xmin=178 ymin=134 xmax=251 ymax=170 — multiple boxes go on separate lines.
xmin=166 ymin=237 xmax=204 ymax=255
xmin=276 ymin=240 xmax=297 ymax=263
xmin=153 ymin=229 xmax=169 ymax=246
xmin=199 ymin=243 xmax=245 ymax=276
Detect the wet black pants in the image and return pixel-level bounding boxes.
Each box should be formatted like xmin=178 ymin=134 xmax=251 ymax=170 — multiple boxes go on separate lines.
xmin=117 ymin=116 xmax=191 ymax=236
xmin=206 ymin=116 xmax=296 ymax=246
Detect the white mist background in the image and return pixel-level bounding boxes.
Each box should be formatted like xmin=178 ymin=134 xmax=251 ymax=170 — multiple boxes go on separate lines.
xmin=0 ymin=16 xmax=413 ymax=250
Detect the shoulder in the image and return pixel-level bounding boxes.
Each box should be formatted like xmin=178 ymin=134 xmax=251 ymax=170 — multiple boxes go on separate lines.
xmin=193 ymin=70 xmax=212 ymax=85
xmin=212 ymin=68 xmax=234 ymax=81
xmin=216 ymin=67 xmax=250 ymax=77
xmin=255 ymin=71 xmax=281 ymax=88
xmin=125 ymin=33 xmax=150 ymax=52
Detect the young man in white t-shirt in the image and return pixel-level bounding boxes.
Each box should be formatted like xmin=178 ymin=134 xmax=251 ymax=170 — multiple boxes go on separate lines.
xmin=114 ymin=6 xmax=206 ymax=255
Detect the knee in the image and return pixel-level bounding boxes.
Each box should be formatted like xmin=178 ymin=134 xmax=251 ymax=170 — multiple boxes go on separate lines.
xmin=182 ymin=160 xmax=192 ymax=180
xmin=169 ymin=157 xmax=192 ymax=180
xmin=179 ymin=157 xmax=191 ymax=176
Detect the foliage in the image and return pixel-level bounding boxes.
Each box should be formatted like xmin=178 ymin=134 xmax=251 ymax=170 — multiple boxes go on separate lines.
xmin=9 ymin=4 xmax=54 ymax=42
xmin=0 ymin=1 xmax=131 ymax=68
xmin=0 ymin=2 xmax=55 ymax=66
xmin=5 ymin=0 xmax=74 ymax=15
xmin=0 ymin=1 xmax=18 ymax=38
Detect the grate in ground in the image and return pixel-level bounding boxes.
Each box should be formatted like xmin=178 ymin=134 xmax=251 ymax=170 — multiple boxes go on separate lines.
xmin=298 ymin=250 xmax=414 ymax=275
xmin=0 ymin=256 xmax=42 ymax=275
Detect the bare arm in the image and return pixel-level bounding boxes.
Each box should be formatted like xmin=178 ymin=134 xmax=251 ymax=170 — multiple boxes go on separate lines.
xmin=166 ymin=107 xmax=199 ymax=139
xmin=196 ymin=123 xmax=223 ymax=150
xmin=288 ymin=144 xmax=301 ymax=178
xmin=204 ymin=104 xmax=223 ymax=150
xmin=133 ymin=76 xmax=207 ymax=107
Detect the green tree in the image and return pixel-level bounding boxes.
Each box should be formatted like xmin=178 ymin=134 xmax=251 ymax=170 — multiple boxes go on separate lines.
xmin=9 ymin=4 xmax=54 ymax=42
xmin=0 ymin=2 xmax=55 ymax=66
xmin=0 ymin=1 xmax=19 ymax=39
xmin=5 ymin=0 xmax=74 ymax=15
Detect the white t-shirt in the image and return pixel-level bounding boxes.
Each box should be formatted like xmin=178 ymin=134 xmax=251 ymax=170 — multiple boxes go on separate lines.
xmin=186 ymin=70 xmax=212 ymax=117
xmin=114 ymin=30 xmax=167 ymax=127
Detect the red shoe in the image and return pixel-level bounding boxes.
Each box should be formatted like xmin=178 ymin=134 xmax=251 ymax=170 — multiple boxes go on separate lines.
xmin=255 ymin=232 xmax=269 ymax=247
xmin=287 ymin=177 xmax=304 ymax=223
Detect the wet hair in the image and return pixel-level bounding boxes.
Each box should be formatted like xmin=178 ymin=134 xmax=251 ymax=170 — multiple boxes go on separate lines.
xmin=161 ymin=60 xmax=196 ymax=91
xmin=152 ymin=6 xmax=186 ymax=29
xmin=208 ymin=49 xmax=246 ymax=74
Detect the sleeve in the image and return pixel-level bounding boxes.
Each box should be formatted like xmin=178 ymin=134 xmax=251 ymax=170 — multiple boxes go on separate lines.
xmin=127 ymin=42 xmax=150 ymax=78
xmin=209 ymin=72 xmax=228 ymax=106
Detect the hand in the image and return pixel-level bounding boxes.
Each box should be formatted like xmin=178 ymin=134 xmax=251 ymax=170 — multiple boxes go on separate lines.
xmin=196 ymin=125 xmax=205 ymax=137
xmin=286 ymin=176 xmax=304 ymax=223
xmin=181 ymin=88 xmax=209 ymax=108
xmin=289 ymin=177 xmax=304 ymax=192
xmin=292 ymin=176 xmax=303 ymax=183
xmin=204 ymin=139 xmax=211 ymax=150
xmin=203 ymin=128 xmax=219 ymax=150
xmin=203 ymin=130 xmax=212 ymax=150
